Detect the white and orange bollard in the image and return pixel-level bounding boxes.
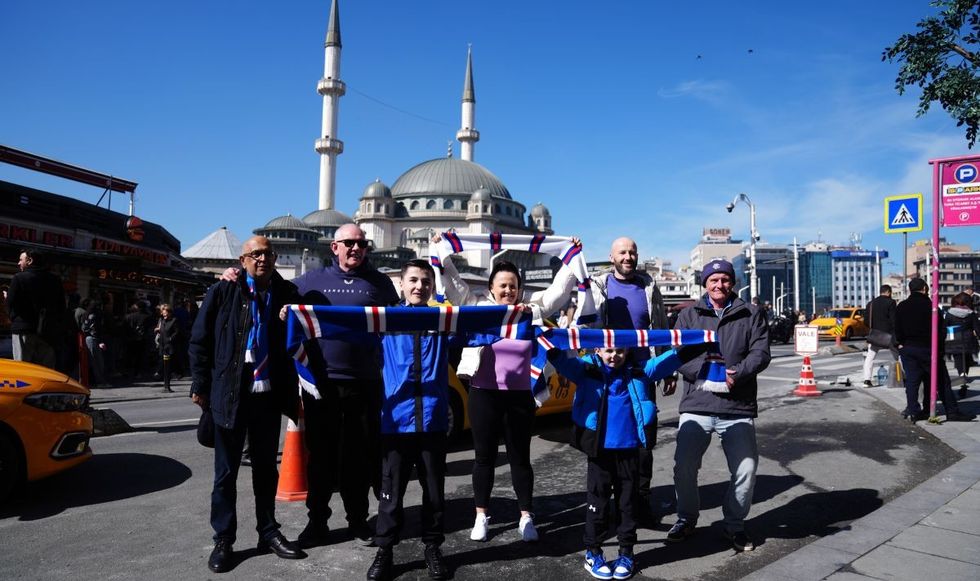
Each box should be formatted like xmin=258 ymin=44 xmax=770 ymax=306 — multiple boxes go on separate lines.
xmin=793 ymin=355 xmax=822 ymax=397
xmin=275 ymin=403 xmax=309 ymax=502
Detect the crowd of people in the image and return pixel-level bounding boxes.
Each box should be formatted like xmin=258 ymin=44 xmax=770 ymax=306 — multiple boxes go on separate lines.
xmin=187 ymin=226 xmax=771 ymax=581
xmin=3 ymin=248 xmax=199 ymax=388
xmin=5 ymin=230 xmax=978 ymax=580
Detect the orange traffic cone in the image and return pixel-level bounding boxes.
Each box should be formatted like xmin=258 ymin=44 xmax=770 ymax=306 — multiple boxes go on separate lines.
xmin=793 ymin=355 xmax=822 ymax=397
xmin=276 ymin=402 xmax=308 ymax=502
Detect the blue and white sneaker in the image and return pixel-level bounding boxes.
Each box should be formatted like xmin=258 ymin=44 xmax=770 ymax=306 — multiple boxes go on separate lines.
xmin=612 ymin=553 xmax=634 ymax=580
xmin=584 ymin=549 xmax=613 ymax=580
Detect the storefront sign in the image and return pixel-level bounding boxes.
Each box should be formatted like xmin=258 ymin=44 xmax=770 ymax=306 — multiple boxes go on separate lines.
xmin=92 ymin=238 xmax=168 ymax=265
xmin=0 ymin=223 xmax=75 ymax=248
xmin=96 ymin=268 xmax=162 ymax=286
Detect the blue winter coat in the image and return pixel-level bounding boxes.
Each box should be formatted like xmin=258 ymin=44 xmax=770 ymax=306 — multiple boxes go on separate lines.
xmin=551 ymin=350 xmax=682 ymax=455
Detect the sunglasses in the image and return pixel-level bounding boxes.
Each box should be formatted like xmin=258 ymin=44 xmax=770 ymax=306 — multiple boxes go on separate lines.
xmin=242 ymin=249 xmax=277 ymax=260
xmin=335 ymin=239 xmax=369 ymax=249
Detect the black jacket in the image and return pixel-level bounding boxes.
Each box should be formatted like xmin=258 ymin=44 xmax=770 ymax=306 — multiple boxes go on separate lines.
xmin=865 ymin=295 xmax=897 ymax=333
xmin=7 ymin=266 xmax=66 ymax=340
xmin=895 ymin=292 xmax=941 ymax=350
xmin=189 ymin=270 xmax=299 ymax=429
xmin=675 ymin=294 xmax=771 ymax=418
xmin=943 ymin=308 xmax=979 ymax=355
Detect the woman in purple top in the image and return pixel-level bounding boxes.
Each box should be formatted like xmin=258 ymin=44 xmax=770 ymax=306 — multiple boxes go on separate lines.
xmin=438 ymin=236 xmax=578 ymax=544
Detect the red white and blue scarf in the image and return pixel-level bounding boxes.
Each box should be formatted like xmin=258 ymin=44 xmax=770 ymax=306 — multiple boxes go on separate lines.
xmin=530 ymin=327 xmax=717 ymax=397
xmin=429 ymin=232 xmax=596 ymax=325
xmin=286 ymin=304 xmax=532 ymax=398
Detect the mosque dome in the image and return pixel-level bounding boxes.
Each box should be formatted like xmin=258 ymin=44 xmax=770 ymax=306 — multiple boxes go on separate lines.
xmin=530 ymin=203 xmax=550 ymax=217
xmin=391 ymin=157 xmax=511 ymax=200
xmin=469 ymin=188 xmax=493 ymax=202
xmin=303 ymin=208 xmax=353 ymax=228
xmin=361 ymin=179 xmax=392 ymax=199
xmin=263 ymin=214 xmax=311 ymax=230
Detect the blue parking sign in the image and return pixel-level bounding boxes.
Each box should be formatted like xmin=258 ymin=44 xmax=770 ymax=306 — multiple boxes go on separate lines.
xmin=884 ymin=193 xmax=923 ymax=233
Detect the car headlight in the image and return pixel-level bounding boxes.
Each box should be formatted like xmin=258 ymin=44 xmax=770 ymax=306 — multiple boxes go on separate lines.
xmin=24 ymin=393 xmax=89 ymax=412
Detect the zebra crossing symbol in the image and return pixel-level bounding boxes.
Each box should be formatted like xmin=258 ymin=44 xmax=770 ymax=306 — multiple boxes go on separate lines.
xmin=884 ymin=194 xmax=923 ymax=233
xmin=890 ymin=204 xmax=916 ymax=226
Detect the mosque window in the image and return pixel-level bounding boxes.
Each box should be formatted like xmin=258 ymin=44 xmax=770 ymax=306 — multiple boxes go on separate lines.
xmin=410 ymin=201 xmax=420 ymax=210
xmin=505 ymin=206 xmax=512 ymax=216
xmin=444 ymin=199 xmax=454 ymax=210
xmin=494 ymin=204 xmax=500 ymax=214
xmin=426 ymin=200 xmax=437 ymax=210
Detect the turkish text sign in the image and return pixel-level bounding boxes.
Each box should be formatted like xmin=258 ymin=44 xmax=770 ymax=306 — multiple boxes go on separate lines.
xmin=942 ymin=160 xmax=980 ymax=227
xmin=794 ymin=325 xmax=819 ymax=355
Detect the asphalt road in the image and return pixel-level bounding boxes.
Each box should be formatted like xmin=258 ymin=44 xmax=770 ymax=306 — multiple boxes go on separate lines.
xmin=0 ymin=343 xmax=962 ymax=580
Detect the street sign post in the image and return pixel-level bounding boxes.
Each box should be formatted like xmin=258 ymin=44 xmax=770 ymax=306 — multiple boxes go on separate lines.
xmin=883 ymin=193 xmax=923 ymax=233
xmin=794 ymin=324 xmax=818 ymax=356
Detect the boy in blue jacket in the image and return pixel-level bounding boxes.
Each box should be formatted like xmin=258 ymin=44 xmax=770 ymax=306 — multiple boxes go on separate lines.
xmin=550 ymin=345 xmax=684 ymax=580
xmin=368 ymin=259 xmax=487 ymax=581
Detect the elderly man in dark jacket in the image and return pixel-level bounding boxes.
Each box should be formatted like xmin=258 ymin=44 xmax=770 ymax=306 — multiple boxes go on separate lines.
xmin=667 ymin=259 xmax=771 ymax=552
xmin=189 ymin=236 xmax=305 ymax=573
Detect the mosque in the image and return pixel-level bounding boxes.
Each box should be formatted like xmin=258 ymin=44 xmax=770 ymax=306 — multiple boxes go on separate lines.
xmin=184 ymin=0 xmax=556 ymax=280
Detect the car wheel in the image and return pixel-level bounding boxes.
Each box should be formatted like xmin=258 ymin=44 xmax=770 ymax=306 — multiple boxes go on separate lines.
xmin=845 ymin=327 xmax=854 ymax=341
xmin=0 ymin=432 xmax=25 ymax=503
xmin=446 ymin=390 xmax=464 ymax=442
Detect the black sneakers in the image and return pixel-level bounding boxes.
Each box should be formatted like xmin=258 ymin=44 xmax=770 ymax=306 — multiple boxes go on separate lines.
xmin=297 ymin=520 xmax=330 ymax=548
xmin=724 ymin=529 xmax=755 ymax=552
xmin=424 ymin=544 xmax=449 ymax=580
xmin=366 ymin=547 xmax=393 ymax=581
xmin=665 ymin=520 xmax=696 ymax=542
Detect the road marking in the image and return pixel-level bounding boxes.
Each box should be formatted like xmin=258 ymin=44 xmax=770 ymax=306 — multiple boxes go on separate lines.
xmin=129 ymin=418 xmax=198 ymax=427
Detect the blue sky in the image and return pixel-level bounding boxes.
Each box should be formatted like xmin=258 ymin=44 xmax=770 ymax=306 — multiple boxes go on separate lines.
xmin=1 ymin=0 xmax=976 ymax=274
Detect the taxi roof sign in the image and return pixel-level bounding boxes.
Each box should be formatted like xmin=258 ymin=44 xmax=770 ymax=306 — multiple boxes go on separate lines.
xmin=884 ymin=193 xmax=923 ymax=233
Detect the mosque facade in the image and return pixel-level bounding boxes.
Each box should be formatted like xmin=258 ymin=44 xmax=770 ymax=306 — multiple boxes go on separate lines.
xmin=185 ymin=0 xmax=556 ymax=279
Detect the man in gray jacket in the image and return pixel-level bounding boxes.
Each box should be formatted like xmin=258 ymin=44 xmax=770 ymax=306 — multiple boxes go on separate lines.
xmin=667 ymin=259 xmax=770 ymax=552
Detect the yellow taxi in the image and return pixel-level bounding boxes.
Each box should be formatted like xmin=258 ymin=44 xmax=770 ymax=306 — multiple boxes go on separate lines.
xmin=446 ymin=363 xmax=576 ymax=439
xmin=0 ymin=359 xmax=93 ymax=501
xmin=812 ymin=307 xmax=869 ymax=341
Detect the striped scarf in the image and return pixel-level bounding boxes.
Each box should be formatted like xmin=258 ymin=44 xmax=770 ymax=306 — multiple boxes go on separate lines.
xmin=430 ymin=232 xmax=597 ymax=325
xmin=286 ymin=304 xmax=532 ymax=399
xmin=245 ymin=275 xmax=272 ymax=394
xmin=530 ymin=327 xmax=717 ymax=399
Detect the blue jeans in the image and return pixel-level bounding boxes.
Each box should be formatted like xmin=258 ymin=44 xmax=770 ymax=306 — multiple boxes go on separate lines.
xmin=673 ymin=413 xmax=758 ymax=533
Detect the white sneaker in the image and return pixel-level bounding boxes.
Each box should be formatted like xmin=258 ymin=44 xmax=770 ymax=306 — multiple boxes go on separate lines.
xmin=518 ymin=513 xmax=539 ymax=542
xmin=470 ymin=513 xmax=490 ymax=542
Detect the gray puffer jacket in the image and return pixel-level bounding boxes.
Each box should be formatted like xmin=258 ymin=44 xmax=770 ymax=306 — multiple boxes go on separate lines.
xmin=675 ymin=294 xmax=771 ymax=418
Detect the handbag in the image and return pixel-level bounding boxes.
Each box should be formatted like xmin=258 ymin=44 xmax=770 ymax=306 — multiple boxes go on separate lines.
xmin=866 ymin=301 xmax=894 ymax=349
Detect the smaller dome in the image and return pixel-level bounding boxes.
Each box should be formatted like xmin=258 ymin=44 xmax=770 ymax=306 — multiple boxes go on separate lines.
xmin=263 ymin=214 xmax=309 ymax=230
xmin=303 ymin=208 xmax=353 ymax=228
xmin=530 ymin=202 xmax=550 ymax=217
xmin=470 ymin=188 xmax=493 ymax=202
xmin=362 ymin=179 xmax=391 ymax=199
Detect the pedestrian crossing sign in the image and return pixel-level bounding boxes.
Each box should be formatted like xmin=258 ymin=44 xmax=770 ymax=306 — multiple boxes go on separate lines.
xmin=884 ymin=193 xmax=923 ymax=233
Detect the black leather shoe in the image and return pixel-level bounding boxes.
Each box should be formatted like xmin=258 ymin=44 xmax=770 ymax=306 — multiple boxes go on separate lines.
xmin=350 ymin=520 xmax=375 ymax=546
xmin=424 ymin=544 xmax=449 ymax=580
xmin=257 ymin=532 xmax=306 ymax=559
xmin=909 ymin=411 xmax=929 ymax=424
xmin=366 ymin=547 xmax=393 ymax=581
xmin=946 ymin=411 xmax=976 ymax=422
xmin=208 ymin=540 xmax=234 ymax=573
xmin=297 ymin=520 xmax=330 ymax=548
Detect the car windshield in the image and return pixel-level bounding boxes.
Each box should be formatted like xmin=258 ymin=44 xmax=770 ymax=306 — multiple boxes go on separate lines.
xmin=827 ymin=310 xmax=852 ymax=319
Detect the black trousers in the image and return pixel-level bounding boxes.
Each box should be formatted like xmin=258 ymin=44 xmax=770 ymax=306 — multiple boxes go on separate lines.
xmin=302 ymin=379 xmax=381 ymax=527
xmin=469 ymin=387 xmax=536 ymax=511
xmin=584 ymin=449 xmax=639 ymax=550
xmin=211 ymin=386 xmax=282 ymax=544
xmin=901 ymin=346 xmax=961 ymax=415
xmin=951 ymin=352 xmax=974 ymax=376
xmin=375 ymin=432 xmax=447 ymax=549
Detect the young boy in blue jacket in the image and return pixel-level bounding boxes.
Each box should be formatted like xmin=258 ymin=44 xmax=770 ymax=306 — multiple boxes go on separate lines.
xmin=368 ymin=259 xmax=479 ymax=581
xmin=549 ymin=345 xmax=684 ymax=580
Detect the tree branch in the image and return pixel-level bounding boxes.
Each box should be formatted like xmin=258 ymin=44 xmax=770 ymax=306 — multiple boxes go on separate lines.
xmin=949 ymin=42 xmax=980 ymax=66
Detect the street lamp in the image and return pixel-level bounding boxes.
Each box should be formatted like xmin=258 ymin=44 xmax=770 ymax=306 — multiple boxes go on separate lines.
xmin=726 ymin=193 xmax=760 ymax=300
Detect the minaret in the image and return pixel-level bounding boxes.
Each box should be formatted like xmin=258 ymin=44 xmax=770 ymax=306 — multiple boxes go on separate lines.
xmin=456 ymin=46 xmax=479 ymax=162
xmin=315 ymin=0 xmax=345 ymax=210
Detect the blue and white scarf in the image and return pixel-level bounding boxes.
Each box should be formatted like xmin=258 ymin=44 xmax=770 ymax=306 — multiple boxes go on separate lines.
xmin=245 ymin=274 xmax=272 ymax=394
xmin=430 ymin=231 xmax=597 ymax=325
xmin=286 ymin=304 xmax=532 ymax=399
xmin=530 ymin=327 xmax=717 ymax=397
